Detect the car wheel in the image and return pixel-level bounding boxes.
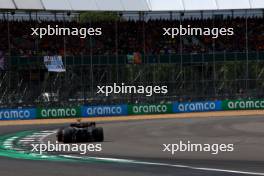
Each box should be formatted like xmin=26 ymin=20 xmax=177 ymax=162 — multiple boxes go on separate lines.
xmin=93 ymin=127 xmax=104 ymax=142
xmin=57 ymin=128 xmax=64 ymax=142
xmin=63 ymin=127 xmax=74 ymax=143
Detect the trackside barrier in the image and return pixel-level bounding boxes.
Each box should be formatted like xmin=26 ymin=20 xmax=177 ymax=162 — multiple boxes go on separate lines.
xmin=81 ymin=105 xmax=128 ymax=117
xmin=128 ymin=104 xmax=173 ymax=115
xmin=36 ymin=107 xmax=81 ymax=119
xmin=222 ymin=99 xmax=264 ymax=110
xmin=1 ymin=99 xmax=264 ymax=120
xmin=0 ymin=108 xmax=36 ymax=120
xmin=173 ymin=101 xmax=222 ymax=113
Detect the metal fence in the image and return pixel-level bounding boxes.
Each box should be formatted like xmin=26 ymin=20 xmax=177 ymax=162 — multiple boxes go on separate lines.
xmin=1 ymin=51 xmax=264 ymax=107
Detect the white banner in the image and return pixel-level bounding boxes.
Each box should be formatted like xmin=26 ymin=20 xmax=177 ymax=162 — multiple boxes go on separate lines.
xmin=44 ymin=55 xmax=65 ymax=72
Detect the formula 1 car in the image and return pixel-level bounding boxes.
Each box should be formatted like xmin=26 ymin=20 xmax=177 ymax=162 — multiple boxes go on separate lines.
xmin=57 ymin=122 xmax=104 ymax=143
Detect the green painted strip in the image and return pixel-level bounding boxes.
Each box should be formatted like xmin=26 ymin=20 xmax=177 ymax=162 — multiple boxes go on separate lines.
xmin=0 ymin=130 xmax=134 ymax=164
xmin=0 ymin=131 xmax=73 ymax=162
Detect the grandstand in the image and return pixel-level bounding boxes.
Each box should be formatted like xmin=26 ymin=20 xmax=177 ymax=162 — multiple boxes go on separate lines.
xmin=0 ymin=0 xmax=264 ymax=107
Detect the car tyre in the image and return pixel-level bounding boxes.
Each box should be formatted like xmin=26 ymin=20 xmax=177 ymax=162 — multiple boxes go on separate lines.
xmin=57 ymin=128 xmax=64 ymax=142
xmin=93 ymin=127 xmax=104 ymax=142
xmin=63 ymin=127 xmax=74 ymax=143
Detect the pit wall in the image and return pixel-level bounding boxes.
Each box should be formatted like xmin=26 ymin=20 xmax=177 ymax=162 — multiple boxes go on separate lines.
xmin=0 ymin=99 xmax=264 ymax=120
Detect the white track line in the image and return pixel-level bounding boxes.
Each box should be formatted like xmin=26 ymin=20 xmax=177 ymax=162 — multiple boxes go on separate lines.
xmin=18 ymin=140 xmax=35 ymax=142
xmin=61 ymin=155 xmax=264 ymax=176
xmin=39 ymin=131 xmax=57 ymax=143
xmin=18 ymin=130 xmax=57 ymax=145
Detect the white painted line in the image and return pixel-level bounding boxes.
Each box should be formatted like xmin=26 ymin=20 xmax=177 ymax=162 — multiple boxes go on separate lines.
xmin=62 ymin=155 xmax=264 ymax=176
xmin=3 ymin=136 xmax=18 ymax=149
xmin=39 ymin=131 xmax=57 ymax=143
xmin=3 ymin=145 xmax=12 ymax=148
xmin=28 ymin=135 xmax=49 ymax=138
xmin=60 ymin=155 xmax=83 ymax=159
xmin=5 ymin=137 xmax=18 ymax=141
xmin=40 ymin=130 xmax=57 ymax=133
xmin=17 ymin=130 xmax=57 ymax=145
xmin=130 ymin=160 xmax=264 ymax=176
xmin=19 ymin=139 xmax=35 ymax=142
xmin=21 ymin=138 xmax=35 ymax=140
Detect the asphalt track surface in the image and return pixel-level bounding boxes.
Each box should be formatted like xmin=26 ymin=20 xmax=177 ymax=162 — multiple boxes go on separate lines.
xmin=0 ymin=115 xmax=264 ymax=176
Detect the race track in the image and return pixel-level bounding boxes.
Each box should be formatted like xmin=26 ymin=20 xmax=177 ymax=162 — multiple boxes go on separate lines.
xmin=0 ymin=115 xmax=264 ymax=176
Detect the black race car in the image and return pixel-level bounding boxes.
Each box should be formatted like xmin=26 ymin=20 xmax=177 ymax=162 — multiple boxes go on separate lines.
xmin=57 ymin=122 xmax=104 ymax=143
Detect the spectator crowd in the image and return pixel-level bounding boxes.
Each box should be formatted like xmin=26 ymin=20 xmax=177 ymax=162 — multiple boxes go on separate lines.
xmin=0 ymin=16 xmax=264 ymax=57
